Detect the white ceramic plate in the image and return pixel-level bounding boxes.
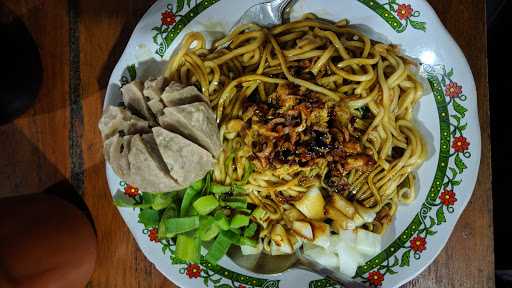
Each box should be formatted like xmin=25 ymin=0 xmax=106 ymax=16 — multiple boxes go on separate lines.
xmin=104 ymin=0 xmax=481 ymax=287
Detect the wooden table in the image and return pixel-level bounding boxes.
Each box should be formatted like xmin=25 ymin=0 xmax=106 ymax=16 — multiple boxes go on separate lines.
xmin=0 ymin=0 xmax=493 ymax=287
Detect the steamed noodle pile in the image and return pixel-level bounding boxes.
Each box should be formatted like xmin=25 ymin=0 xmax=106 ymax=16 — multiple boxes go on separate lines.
xmin=164 ymin=14 xmax=426 ymax=254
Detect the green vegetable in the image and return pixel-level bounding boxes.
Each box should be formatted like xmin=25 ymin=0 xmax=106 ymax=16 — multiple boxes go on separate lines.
xmin=175 ymin=234 xmax=201 ymax=263
xmin=221 ymin=230 xmax=241 ymax=243
xmin=236 ymin=161 xmax=254 ymax=185
xmin=211 ymin=183 xmax=232 ymax=194
xmin=251 ymin=207 xmax=268 ymax=222
xmin=138 ymin=208 xmax=160 ymax=229
xmin=232 ymin=185 xmax=245 ymax=193
xmin=161 ymin=216 xmax=199 ymax=237
xmin=161 ymin=202 xmax=178 ymax=220
xmin=193 ymin=195 xmax=219 ymax=215
xmin=150 ymin=193 xmax=175 ymax=210
xmin=214 ymin=211 xmax=230 ymax=231
xmin=180 ymin=185 xmax=202 ymax=217
xmin=205 ymin=231 xmax=240 ymax=263
xmin=158 ymin=203 xmax=179 ymax=238
xmin=244 ymin=223 xmax=257 ymax=238
xmin=240 ymin=237 xmax=258 ymax=247
xmin=221 ymin=196 xmax=247 ymax=209
xmin=201 ymin=172 xmax=213 ymax=194
xmin=198 ymin=217 xmax=220 ymax=241
xmin=230 ymin=214 xmax=250 ymax=229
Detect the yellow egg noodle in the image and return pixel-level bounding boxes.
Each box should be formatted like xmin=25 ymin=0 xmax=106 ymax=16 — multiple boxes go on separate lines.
xmin=164 ymin=14 xmax=426 ymax=254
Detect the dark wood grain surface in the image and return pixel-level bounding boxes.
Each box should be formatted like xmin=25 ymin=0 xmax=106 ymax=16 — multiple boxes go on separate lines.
xmin=0 ymin=0 xmax=493 ymax=287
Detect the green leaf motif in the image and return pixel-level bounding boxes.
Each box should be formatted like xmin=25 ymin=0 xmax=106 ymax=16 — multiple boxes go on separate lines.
xmin=386 ymin=268 xmax=398 ymax=275
xmin=214 ymin=284 xmax=232 ymax=288
xmin=436 ymin=206 xmax=446 ymax=225
xmin=408 ymin=19 xmax=426 ymax=31
xmin=452 ymin=179 xmax=462 ymax=186
xmin=451 ymin=114 xmax=461 ymax=124
xmin=459 ymin=123 xmax=468 ymax=132
xmin=454 ymin=153 xmax=467 ymax=173
xmin=127 ymin=64 xmax=137 ymax=81
xmin=187 ymin=0 xmax=193 ymax=8
xmin=449 ymin=167 xmax=458 ymax=178
xmin=399 ymin=249 xmax=411 ymax=267
xmin=138 ymin=208 xmax=160 ymax=228
xmin=452 ymin=100 xmax=468 ymax=117
xmin=171 ymin=256 xmax=187 ymax=264
xmin=447 ymin=68 xmax=454 ymax=78
xmin=175 ymin=0 xmax=185 ymax=13
xmin=203 ymin=276 xmax=209 ymax=286
xmin=426 ymin=229 xmax=437 ymax=236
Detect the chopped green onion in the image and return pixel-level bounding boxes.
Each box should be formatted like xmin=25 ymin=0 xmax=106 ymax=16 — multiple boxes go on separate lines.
xmin=211 ymin=183 xmax=232 ymax=194
xmin=175 ymin=234 xmax=201 ymax=263
xmin=150 ymin=193 xmax=175 ymax=210
xmin=236 ymin=208 xmax=253 ymax=214
xmin=236 ymin=161 xmax=254 ymax=185
xmin=193 ymin=195 xmax=219 ymax=215
xmin=180 ymin=186 xmax=201 ymax=217
xmin=191 ymin=178 xmax=204 ymax=190
xmin=230 ymin=214 xmax=250 ymax=229
xmin=244 ymin=223 xmax=257 ymax=238
xmin=214 ymin=211 xmax=230 ymax=231
xmin=221 ymin=196 xmax=247 ymax=209
xmin=161 ymin=216 xmax=199 ymax=238
xmin=240 ymin=237 xmax=258 ymax=247
xmin=232 ymin=185 xmax=245 ymax=193
xmin=198 ymin=217 xmax=220 ymax=241
xmin=251 ymin=207 xmax=268 ymax=222
xmin=205 ymin=231 xmax=234 ymax=264
xmin=221 ymin=230 xmax=241 ymax=243
xmin=222 ymin=201 xmax=247 ymax=209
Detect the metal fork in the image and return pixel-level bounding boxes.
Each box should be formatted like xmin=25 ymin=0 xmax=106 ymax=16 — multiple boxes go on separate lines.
xmin=229 ymin=0 xmax=298 ymax=29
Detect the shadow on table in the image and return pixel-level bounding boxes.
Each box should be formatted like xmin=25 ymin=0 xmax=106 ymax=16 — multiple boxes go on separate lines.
xmin=0 ymin=124 xmax=94 ymax=229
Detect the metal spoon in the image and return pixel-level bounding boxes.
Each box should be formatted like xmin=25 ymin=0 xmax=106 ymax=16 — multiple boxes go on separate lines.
xmin=228 ymin=246 xmax=368 ymax=288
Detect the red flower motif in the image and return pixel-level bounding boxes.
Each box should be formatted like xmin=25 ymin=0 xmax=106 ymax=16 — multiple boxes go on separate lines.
xmin=124 ymin=184 xmax=140 ymax=198
xmin=445 ymin=82 xmax=463 ymax=98
xmin=439 ymin=189 xmax=457 ymax=206
xmin=452 ymin=136 xmax=470 ymax=153
xmin=239 ymin=285 xmax=246 ymax=288
xmin=186 ymin=263 xmax=202 ymax=279
xmin=396 ymin=4 xmax=414 ymax=20
xmin=161 ymin=11 xmax=176 ymax=26
xmin=368 ymin=271 xmax=384 ymax=286
xmin=409 ymin=235 xmax=427 ymax=253
xmin=148 ymin=228 xmax=159 ymax=243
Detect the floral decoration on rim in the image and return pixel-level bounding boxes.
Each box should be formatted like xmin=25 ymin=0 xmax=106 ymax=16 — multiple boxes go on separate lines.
xmin=357 ymin=0 xmax=426 ymax=32
xmin=152 ymin=0 xmax=220 ymax=57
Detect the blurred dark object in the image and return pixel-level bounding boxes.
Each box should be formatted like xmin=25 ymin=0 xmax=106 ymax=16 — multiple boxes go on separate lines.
xmin=0 ymin=4 xmax=42 ymax=125
xmin=488 ymin=0 xmax=511 ymax=286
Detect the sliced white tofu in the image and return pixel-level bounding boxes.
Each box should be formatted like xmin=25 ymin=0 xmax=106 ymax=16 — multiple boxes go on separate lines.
xmin=304 ymin=246 xmax=339 ymax=269
xmin=310 ymin=221 xmax=330 ymax=249
xmin=336 ymin=242 xmax=364 ymax=277
xmin=354 ymin=228 xmax=381 ymax=257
